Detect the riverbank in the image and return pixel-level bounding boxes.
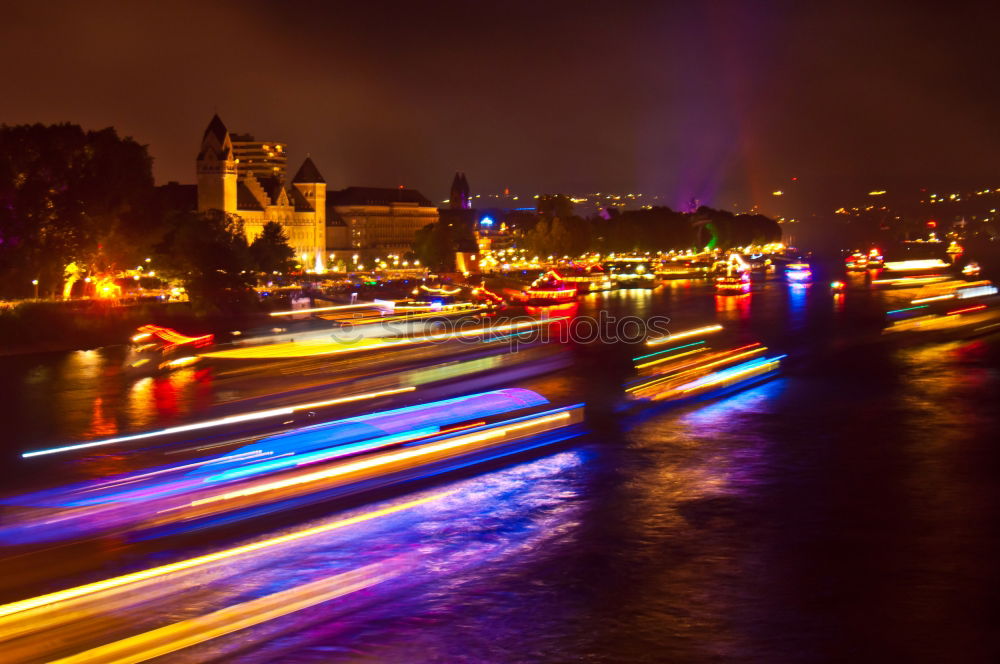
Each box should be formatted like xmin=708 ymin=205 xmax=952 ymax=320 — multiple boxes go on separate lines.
xmin=0 ymin=300 xmax=269 ymax=356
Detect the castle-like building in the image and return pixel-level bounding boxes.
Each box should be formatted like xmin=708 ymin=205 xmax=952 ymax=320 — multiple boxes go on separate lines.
xmin=196 ymin=114 xmax=438 ymax=269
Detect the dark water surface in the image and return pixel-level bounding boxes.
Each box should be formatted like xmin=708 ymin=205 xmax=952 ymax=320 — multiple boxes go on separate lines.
xmin=1 ymin=276 xmax=998 ymax=662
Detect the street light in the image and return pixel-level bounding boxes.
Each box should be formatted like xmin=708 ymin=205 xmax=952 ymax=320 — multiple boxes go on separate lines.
xmin=32 ymin=279 xmax=39 ymax=299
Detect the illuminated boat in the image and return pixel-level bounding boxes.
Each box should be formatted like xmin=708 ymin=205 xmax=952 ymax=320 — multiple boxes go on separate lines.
xmin=521 ymin=271 xmax=578 ymax=305
xmin=884 ymin=281 xmax=1000 ymax=338
xmin=867 ymin=240 xmax=957 ymax=288
xmin=603 ymin=259 xmax=656 ymax=288
xmin=125 ymin=324 xmax=213 ymax=372
xmin=715 ymin=254 xmax=752 ymax=294
xmin=5 ymin=388 xmax=585 ymax=544
xmin=785 ymin=262 xmax=813 ymax=283
xmin=558 ymin=263 xmax=613 ymax=293
xmin=654 ymin=258 xmax=712 ymax=280
xmin=845 ymin=251 xmax=869 ymax=271
xmin=627 ymin=332 xmax=783 ymax=405
xmin=715 ymin=273 xmax=751 ymax=294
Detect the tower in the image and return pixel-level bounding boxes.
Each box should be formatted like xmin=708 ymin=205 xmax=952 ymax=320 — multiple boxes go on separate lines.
xmin=449 ymin=172 xmax=471 ymax=210
xmin=292 ymin=157 xmax=328 ymax=270
xmin=196 ymin=114 xmax=237 ymax=213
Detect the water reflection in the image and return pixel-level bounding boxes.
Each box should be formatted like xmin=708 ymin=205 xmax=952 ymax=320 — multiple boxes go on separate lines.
xmin=715 ymin=292 xmax=752 ymax=321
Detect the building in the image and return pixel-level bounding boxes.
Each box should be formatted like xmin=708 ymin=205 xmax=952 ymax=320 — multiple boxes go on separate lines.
xmin=326 ymin=187 xmax=439 ymax=264
xmin=230 ymin=133 xmax=288 ymax=180
xmin=449 ymin=172 xmax=471 ymax=210
xmin=197 ymin=114 xmax=326 ymax=269
xmin=196 ymin=114 xmax=437 ymax=270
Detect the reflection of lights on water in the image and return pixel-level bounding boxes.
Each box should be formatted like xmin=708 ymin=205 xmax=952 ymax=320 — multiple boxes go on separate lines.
xmin=0 ymin=449 xmax=589 ymax=660
xmin=0 ymin=493 xmax=449 ymax=621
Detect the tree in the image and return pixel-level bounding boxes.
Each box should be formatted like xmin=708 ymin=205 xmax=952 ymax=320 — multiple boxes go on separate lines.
xmin=412 ymin=219 xmax=477 ymax=272
xmin=155 ymin=210 xmax=255 ymax=311
xmin=249 ymin=221 xmax=296 ymax=274
xmin=0 ymin=123 xmax=156 ymax=298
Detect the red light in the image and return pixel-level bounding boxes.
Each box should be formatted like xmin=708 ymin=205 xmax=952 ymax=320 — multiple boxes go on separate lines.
xmin=927 ymin=220 xmax=937 ymax=228
xmin=946 ymin=304 xmax=986 ymax=316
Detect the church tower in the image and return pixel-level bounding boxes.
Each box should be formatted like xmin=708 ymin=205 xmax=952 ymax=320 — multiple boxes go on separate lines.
xmin=449 ymin=172 xmax=471 ymax=210
xmin=197 ymin=114 xmax=237 ymax=213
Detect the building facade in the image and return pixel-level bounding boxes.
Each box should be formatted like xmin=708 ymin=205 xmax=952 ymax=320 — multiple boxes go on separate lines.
xmin=197 ymin=115 xmax=327 ymax=269
xmin=197 ymin=114 xmax=437 ymax=269
xmin=326 ymin=187 xmax=439 ymax=263
xmin=230 ymin=134 xmax=288 ymax=180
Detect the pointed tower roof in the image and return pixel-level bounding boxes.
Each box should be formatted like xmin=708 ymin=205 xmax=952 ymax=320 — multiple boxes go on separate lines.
xmin=292 ymin=157 xmax=325 ymax=183
xmin=202 ymin=114 xmax=228 ymax=142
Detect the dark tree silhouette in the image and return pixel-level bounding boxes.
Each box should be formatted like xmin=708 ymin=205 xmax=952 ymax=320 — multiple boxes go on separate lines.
xmin=155 ymin=210 xmax=255 ymax=312
xmin=249 ymin=221 xmax=296 ymax=274
xmin=0 ymin=123 xmax=156 ymax=297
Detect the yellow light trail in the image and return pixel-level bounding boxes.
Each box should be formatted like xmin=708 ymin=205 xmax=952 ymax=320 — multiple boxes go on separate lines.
xmin=646 ymin=324 xmax=723 ymax=346
xmin=201 ymin=318 xmax=566 ymax=360
xmin=49 ymin=563 xmax=392 ymax=664
xmin=627 ymin=346 xmax=765 ymax=394
xmin=189 ymin=410 xmax=574 ymax=507
xmin=268 ymin=302 xmax=379 ymax=317
xmin=0 ymin=492 xmax=448 ymax=621
xmin=911 ymin=294 xmax=955 ymax=304
xmin=677 ymin=358 xmax=782 ymax=394
xmin=23 ymin=387 xmax=415 ymax=458
xmin=634 ymin=347 xmax=706 ymax=370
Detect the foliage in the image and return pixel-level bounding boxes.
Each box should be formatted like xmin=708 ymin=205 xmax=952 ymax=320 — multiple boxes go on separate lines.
xmin=0 ymin=123 xmax=157 ymax=298
xmin=413 ymin=219 xmax=477 ymax=271
xmin=516 ymin=204 xmax=781 ymax=255
xmin=155 ymin=210 xmax=256 ymax=312
xmin=249 ymin=221 xmax=296 ymax=274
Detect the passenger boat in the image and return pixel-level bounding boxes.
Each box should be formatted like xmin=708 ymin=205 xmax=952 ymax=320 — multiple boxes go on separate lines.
xmin=785 ymin=262 xmax=813 ymax=283
xmin=521 ymin=271 xmax=578 ymax=305
xmin=845 ymin=251 xmax=869 ymax=271
xmin=125 ymin=324 xmax=214 ymax=372
xmin=715 ymin=253 xmax=752 ymax=294
xmin=603 ymin=259 xmax=656 ymax=288
xmin=557 ymin=264 xmax=613 ymax=293
xmin=654 ymin=258 xmax=712 ymax=280
xmin=715 ymin=273 xmax=751 ymax=294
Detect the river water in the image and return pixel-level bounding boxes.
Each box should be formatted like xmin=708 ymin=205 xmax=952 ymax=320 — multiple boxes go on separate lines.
xmin=0 ymin=274 xmax=998 ymax=662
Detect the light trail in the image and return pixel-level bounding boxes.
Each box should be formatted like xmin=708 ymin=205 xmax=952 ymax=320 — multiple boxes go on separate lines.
xmin=633 ymin=340 xmax=705 ymax=363
xmin=268 ymin=302 xmax=381 ymax=316
xmin=634 ymin=346 xmax=707 ymax=370
xmin=627 ymin=344 xmax=765 ymax=394
xmin=911 ymin=294 xmax=955 ymax=304
xmin=946 ymin=304 xmax=987 ymax=315
xmin=49 ymin=563 xmax=394 ymax=664
xmin=188 ymin=408 xmax=578 ymax=508
xmin=646 ymin=324 xmax=723 ymax=346
xmin=21 ymin=386 xmax=415 ymax=458
xmin=201 ymin=317 xmax=567 ymax=360
xmin=675 ymin=356 xmax=785 ymax=394
xmin=0 ymin=492 xmax=448 ymax=621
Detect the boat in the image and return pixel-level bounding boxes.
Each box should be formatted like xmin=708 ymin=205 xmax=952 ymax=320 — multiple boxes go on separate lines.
xmin=557 ymin=264 xmax=613 ymax=293
xmin=845 ymin=251 xmax=869 ymax=271
xmin=125 ymin=324 xmax=214 ymax=372
xmin=654 ymin=257 xmax=712 ymax=280
xmin=785 ymin=262 xmax=813 ymax=283
xmin=715 ymin=253 xmax=752 ymax=294
xmin=521 ymin=270 xmax=578 ymax=305
xmin=603 ymin=258 xmax=656 ymax=288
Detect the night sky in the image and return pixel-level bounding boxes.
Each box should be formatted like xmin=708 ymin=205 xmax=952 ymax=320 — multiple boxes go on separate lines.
xmin=3 ymin=1 xmax=999 ymax=214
